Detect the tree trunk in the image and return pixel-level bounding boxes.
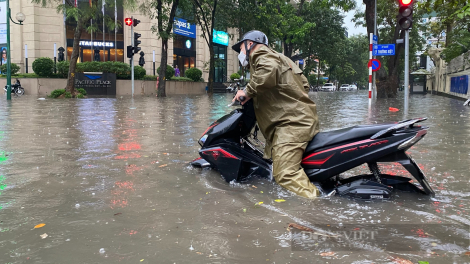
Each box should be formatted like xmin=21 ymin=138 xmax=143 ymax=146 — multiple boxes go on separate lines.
xmin=208 ymin=43 xmax=215 ymax=94
xmin=66 ymin=18 xmax=84 ymax=94
xmin=283 ymin=41 xmax=293 ymax=58
xmin=363 ymin=0 xmax=375 ymax=38
xmin=157 ymin=38 xmax=169 ymax=97
xmin=316 ymin=60 xmax=321 ymax=87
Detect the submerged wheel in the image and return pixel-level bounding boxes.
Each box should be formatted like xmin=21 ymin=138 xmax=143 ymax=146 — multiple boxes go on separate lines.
xmin=15 ymin=88 xmax=25 ymax=96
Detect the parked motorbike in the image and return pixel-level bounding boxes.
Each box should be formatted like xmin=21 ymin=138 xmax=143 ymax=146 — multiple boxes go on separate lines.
xmin=191 ymin=84 xmax=435 ymax=200
xmin=4 ymin=79 xmax=25 ymax=96
xmin=226 ymin=77 xmax=244 ymax=93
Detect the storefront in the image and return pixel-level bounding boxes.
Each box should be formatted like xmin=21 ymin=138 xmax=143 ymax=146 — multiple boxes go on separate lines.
xmin=65 ymin=2 xmax=124 ymax=63
xmin=212 ymin=30 xmax=229 ymax=83
xmin=173 ymin=18 xmax=196 ymax=76
xmin=66 ymin=39 xmax=124 ymax=62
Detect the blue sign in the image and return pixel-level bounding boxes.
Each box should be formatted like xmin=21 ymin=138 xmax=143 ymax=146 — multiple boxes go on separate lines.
xmin=373 ymin=35 xmax=378 ymax=45
xmin=213 ymin=30 xmax=229 ymax=46
xmin=371 ymin=60 xmax=380 ymax=71
xmin=298 ymin=59 xmax=304 ymax=64
xmin=373 ymin=44 xmax=395 ymax=56
xmin=173 ymin=18 xmax=196 ymax=39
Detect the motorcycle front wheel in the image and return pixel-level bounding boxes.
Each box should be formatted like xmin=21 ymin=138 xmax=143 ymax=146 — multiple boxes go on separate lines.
xmin=15 ymin=88 xmax=25 ymax=96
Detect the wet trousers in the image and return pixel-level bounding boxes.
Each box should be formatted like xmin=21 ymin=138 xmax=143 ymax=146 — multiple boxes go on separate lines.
xmin=271 ymin=142 xmax=320 ymax=199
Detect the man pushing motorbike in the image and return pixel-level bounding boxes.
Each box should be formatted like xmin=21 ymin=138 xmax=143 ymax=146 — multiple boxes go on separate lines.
xmin=232 ymin=30 xmax=322 ymax=198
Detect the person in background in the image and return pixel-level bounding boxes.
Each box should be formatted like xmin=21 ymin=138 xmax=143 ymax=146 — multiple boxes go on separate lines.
xmin=2 ymin=48 xmax=7 ymax=65
xmin=174 ymin=65 xmax=180 ymax=77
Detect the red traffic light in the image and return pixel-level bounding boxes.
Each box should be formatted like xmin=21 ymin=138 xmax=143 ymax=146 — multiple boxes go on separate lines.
xmin=399 ymin=0 xmax=412 ymax=5
xmin=124 ymin=18 xmax=132 ymax=26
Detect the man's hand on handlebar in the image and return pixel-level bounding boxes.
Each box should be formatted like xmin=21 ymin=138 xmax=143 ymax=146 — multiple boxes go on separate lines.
xmin=232 ymin=90 xmax=251 ymax=105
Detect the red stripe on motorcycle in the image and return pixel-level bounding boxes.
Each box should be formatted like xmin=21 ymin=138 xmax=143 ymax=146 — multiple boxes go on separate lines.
xmin=202 ymin=148 xmax=239 ymax=160
xmin=303 ymin=139 xmax=373 ymax=161
xmin=201 ymin=123 xmax=218 ymax=137
xmin=301 ymin=154 xmax=334 ymax=166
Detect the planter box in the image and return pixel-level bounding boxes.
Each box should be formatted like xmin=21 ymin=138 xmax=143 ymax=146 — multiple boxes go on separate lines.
xmin=165 ymin=81 xmax=207 ymax=95
xmin=0 ymin=78 xmax=208 ymax=96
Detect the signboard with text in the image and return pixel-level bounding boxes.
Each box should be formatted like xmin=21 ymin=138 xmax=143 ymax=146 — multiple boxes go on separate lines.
xmin=75 ymin=73 xmax=116 ymax=95
xmin=213 ymin=30 xmax=229 ymax=46
xmin=373 ymin=44 xmax=395 ymax=56
xmin=173 ymin=17 xmax=196 ymax=39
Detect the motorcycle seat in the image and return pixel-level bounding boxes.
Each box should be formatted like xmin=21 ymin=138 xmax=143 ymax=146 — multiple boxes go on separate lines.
xmin=305 ymin=123 xmax=396 ymax=153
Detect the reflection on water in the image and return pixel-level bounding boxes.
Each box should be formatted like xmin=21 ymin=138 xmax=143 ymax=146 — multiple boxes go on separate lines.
xmin=0 ymin=92 xmax=469 ymax=263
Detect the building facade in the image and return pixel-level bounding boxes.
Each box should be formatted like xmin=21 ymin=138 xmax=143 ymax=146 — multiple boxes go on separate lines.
xmin=5 ymin=0 xmax=240 ymax=82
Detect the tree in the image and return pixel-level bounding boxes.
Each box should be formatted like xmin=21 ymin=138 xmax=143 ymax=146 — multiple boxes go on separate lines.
xmin=190 ymin=0 xmax=232 ymax=93
xmin=355 ymin=0 xmax=426 ymax=98
xmin=140 ymin=0 xmax=180 ymax=97
xmin=32 ymin=0 xmax=135 ymax=95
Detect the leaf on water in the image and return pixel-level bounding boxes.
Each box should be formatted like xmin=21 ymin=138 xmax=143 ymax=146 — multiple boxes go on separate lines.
xmin=252 ymin=185 xmax=257 ymax=188
xmin=260 ymin=191 xmax=263 ymax=193
xmin=390 ymin=256 xmax=414 ymax=264
xmin=243 ymin=208 xmax=247 ymax=213
xmin=418 ymin=261 xmax=430 ymax=264
xmin=40 ymin=233 xmax=48 ymax=239
xmin=34 ymin=223 xmax=46 ymax=229
xmin=159 ymin=164 xmax=167 ymax=168
xmin=256 ymin=202 xmax=263 ymax=205
xmin=288 ymin=223 xmax=314 ymax=232
xmin=140 ymin=259 xmax=144 ymax=262
xmin=464 ymin=251 xmax=470 ymax=256
xmin=275 ymin=199 xmax=286 ymax=203
xmin=320 ymin=252 xmax=335 ymax=257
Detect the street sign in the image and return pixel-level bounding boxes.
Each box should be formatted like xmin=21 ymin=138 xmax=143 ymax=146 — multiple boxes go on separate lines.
xmin=373 ymin=35 xmax=378 ymax=45
xmin=369 ymin=59 xmax=381 ymax=72
xmin=373 ymin=44 xmax=396 ymax=56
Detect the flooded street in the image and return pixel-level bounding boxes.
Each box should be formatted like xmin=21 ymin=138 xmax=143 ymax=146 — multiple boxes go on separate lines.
xmin=0 ymin=91 xmax=469 ymax=263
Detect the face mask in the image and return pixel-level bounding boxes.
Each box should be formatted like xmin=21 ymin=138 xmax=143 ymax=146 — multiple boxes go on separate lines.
xmin=238 ymin=52 xmax=248 ymax=67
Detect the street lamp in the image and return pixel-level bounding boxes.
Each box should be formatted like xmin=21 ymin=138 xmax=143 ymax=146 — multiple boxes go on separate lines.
xmin=6 ymin=0 xmax=25 ymax=101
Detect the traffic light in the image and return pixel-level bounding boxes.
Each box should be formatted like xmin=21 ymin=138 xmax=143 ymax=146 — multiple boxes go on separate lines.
xmin=133 ymin=18 xmax=140 ymax=27
xmin=127 ymin=45 xmax=133 ymax=58
xmin=133 ymin=32 xmax=141 ymax=54
xmin=398 ymin=0 xmax=413 ymax=30
xmin=124 ymin=18 xmax=132 ymax=26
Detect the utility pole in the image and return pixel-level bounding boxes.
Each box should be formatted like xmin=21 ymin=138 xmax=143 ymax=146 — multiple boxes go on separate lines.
xmin=372 ymin=0 xmax=377 ymax=97
xmin=131 ymin=16 xmax=134 ymax=97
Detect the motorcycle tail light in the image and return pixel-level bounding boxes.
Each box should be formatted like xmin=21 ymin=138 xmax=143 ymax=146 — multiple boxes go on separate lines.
xmin=398 ymin=129 xmax=427 ymax=150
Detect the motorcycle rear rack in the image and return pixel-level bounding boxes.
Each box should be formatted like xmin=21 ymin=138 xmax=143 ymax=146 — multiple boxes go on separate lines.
xmin=371 ymin=118 xmax=427 ymax=139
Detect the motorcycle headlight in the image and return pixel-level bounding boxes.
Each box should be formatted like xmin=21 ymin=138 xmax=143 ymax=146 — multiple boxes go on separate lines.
xmin=199 ymin=134 xmax=208 ymax=146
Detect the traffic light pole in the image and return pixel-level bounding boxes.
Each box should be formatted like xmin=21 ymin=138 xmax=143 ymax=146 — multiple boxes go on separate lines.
xmin=404 ymin=30 xmax=410 ymax=108
xmin=6 ymin=0 xmax=11 ymax=100
xmin=131 ymin=16 xmax=134 ymax=97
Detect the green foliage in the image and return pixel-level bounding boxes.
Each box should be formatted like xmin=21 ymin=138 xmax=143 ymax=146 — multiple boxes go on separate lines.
xmin=0 ymin=63 xmax=21 ymax=75
xmin=56 ymin=60 xmax=70 ymax=78
xmin=76 ymin=93 xmax=85 ymax=98
xmin=230 ymin=73 xmax=241 ymax=81
xmin=32 ymin=57 xmax=54 ymax=77
xmin=184 ymin=67 xmax=202 ymax=82
xmin=170 ymin=76 xmax=194 ymax=82
xmin=133 ymin=66 xmax=146 ymax=80
xmin=76 ymin=88 xmax=87 ymax=96
xmin=143 ymin=75 xmax=158 ymax=81
xmin=64 ymin=92 xmax=72 ymax=98
xmin=49 ymin=89 xmax=66 ymax=98
xmin=157 ymin=65 xmax=175 ymax=80
xmin=76 ymin=61 xmax=135 ymax=79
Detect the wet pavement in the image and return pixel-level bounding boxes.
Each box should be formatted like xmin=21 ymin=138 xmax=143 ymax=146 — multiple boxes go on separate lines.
xmin=0 ymin=91 xmax=469 ymax=263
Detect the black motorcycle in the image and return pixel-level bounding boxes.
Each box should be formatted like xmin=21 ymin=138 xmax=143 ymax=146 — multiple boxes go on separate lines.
xmin=191 ymin=89 xmax=435 ymax=200
xmin=4 ymin=79 xmax=25 ymax=96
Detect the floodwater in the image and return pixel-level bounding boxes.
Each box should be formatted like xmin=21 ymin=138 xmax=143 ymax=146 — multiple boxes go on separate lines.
xmin=0 ymin=91 xmax=469 ymax=263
